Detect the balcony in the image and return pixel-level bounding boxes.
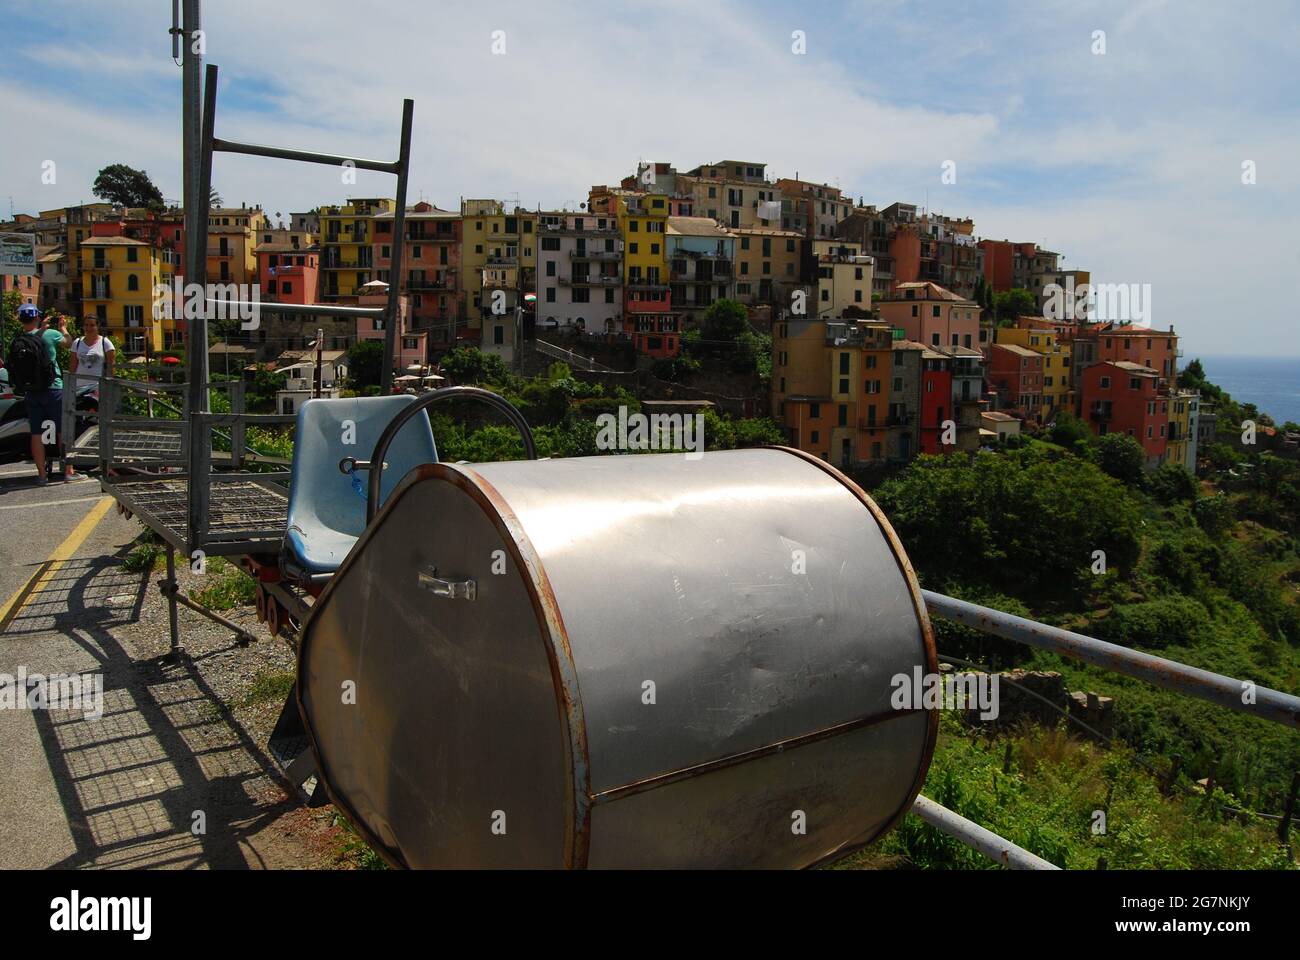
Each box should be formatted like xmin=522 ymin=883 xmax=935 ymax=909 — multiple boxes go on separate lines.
xmin=407 ymin=278 xmax=456 ymax=291
xmin=1090 ymin=408 xmax=1113 ymax=423
xmin=569 ymin=248 xmax=621 ymax=260
xmin=486 ymin=255 xmax=518 ymax=265
xmin=86 ymin=284 xmax=111 ymax=300
xmin=559 ymin=275 xmax=620 ymax=286
xmin=626 ymin=279 xmax=669 ymax=291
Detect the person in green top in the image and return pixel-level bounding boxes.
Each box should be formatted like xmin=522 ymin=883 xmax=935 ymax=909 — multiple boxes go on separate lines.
xmin=17 ymin=305 xmax=79 ymax=484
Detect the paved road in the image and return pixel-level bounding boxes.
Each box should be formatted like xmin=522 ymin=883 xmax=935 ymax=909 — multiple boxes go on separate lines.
xmin=0 ymin=463 xmax=323 ymax=869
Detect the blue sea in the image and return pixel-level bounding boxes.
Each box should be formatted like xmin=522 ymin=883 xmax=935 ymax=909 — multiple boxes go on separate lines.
xmin=1194 ymin=355 xmax=1300 ymax=426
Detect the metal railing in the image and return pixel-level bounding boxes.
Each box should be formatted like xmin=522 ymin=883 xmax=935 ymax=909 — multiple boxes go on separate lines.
xmin=916 ymin=590 xmax=1300 ymax=870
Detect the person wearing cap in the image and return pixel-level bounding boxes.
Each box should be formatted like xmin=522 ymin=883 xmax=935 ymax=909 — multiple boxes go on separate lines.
xmin=15 ymin=304 xmax=79 ymax=484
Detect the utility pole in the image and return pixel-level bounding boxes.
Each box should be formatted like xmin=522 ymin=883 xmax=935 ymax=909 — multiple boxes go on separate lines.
xmin=314 ymin=326 xmax=323 ymax=399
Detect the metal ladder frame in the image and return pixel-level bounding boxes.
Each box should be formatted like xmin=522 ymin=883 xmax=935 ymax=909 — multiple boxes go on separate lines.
xmin=185 ymin=60 xmax=414 ymax=553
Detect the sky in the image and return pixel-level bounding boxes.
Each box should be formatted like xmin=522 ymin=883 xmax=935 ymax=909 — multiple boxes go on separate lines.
xmin=1 ymin=0 xmax=1296 ymax=356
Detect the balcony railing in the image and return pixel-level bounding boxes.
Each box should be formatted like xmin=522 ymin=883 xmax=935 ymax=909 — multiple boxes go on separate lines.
xmin=569 ymin=249 xmax=621 ymax=260
xmin=559 ymin=275 xmax=620 ymax=286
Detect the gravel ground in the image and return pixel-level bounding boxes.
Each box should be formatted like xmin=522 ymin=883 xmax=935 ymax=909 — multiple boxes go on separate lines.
xmin=1 ymin=499 xmax=361 ymax=870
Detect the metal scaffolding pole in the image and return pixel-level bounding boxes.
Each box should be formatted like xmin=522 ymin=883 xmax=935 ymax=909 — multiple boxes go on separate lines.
xmin=910 ymin=795 xmax=1059 ymax=870
xmin=923 ymin=590 xmax=1300 ymax=729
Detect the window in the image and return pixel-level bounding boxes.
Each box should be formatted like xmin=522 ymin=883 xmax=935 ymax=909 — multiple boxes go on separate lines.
xmin=1129 ymin=377 xmax=1141 ymax=389
xmin=839 ymin=378 xmax=849 ymax=393
xmin=838 ymin=405 xmax=847 ymax=427
xmin=810 ymin=403 xmax=821 ymax=418
xmin=493 ymin=325 xmax=505 ymax=345
xmin=542 ymin=237 xmax=560 ymax=250
xmin=1100 ymin=376 xmax=1111 ymax=388
xmin=839 ymin=353 xmax=850 ymax=374
xmin=546 ymin=289 xmax=556 ymax=302
xmin=127 ymin=274 xmax=139 ymax=291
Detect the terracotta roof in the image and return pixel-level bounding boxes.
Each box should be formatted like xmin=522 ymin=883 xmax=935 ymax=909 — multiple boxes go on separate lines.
xmin=1109 ymin=360 xmax=1159 ymax=375
xmin=81 ymin=236 xmax=148 ymax=246
xmin=666 ymin=216 xmax=734 ymax=238
xmin=993 ymin=343 xmax=1040 ymax=358
xmin=886 ymin=281 xmax=974 ymax=303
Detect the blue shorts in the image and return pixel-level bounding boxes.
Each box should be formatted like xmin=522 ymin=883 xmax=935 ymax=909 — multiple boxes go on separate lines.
xmin=26 ymin=388 xmax=63 ymax=436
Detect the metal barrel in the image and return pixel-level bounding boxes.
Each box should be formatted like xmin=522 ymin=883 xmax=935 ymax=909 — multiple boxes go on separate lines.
xmin=296 ymin=447 xmax=937 ymax=868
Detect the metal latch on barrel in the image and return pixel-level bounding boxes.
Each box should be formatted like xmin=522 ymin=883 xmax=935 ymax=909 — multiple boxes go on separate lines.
xmin=418 ymin=566 xmax=477 ymax=600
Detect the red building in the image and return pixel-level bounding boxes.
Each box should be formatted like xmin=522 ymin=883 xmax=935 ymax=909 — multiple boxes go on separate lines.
xmin=1079 ymin=323 xmax=1179 ymax=380
xmin=919 ymin=348 xmax=954 ymax=453
xmin=255 ymin=243 xmax=319 ymax=305
xmin=978 ymin=239 xmax=1038 ymax=292
xmin=372 ymin=202 xmax=462 ymax=344
xmin=624 ymin=285 xmax=679 ymax=358
xmin=1080 ymin=360 xmax=1169 ymax=466
xmin=987 ymin=343 xmax=1043 ymax=417
xmin=1 ymin=273 xmax=40 ymax=307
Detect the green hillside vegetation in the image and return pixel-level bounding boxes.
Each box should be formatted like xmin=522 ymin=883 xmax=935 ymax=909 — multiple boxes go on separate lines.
xmin=860 ymin=402 xmax=1300 ymax=869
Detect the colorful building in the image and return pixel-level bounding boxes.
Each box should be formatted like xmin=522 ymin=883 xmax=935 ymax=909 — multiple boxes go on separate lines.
xmin=772 ymin=317 xmax=893 ymax=467
xmin=667 ymin=216 xmax=735 ymax=324
xmin=372 ymin=202 xmax=462 ymax=346
xmin=993 ymin=325 xmax=1073 ymax=418
xmin=987 ymin=343 xmax=1044 ymax=417
xmin=878 ymin=281 xmax=979 ymax=349
xmin=80 ymin=235 xmax=178 ymax=355
xmin=813 ymin=240 xmax=873 ymax=318
xmin=320 ymin=198 xmax=394 ymax=300
xmin=536 ymin=211 xmax=623 ymax=337
xmin=460 ymin=199 xmax=538 ymax=360
xmin=1080 ymin=360 xmax=1170 ymax=467
xmin=615 ymin=191 xmax=676 ymax=357
xmin=732 ymin=226 xmax=803 ymax=307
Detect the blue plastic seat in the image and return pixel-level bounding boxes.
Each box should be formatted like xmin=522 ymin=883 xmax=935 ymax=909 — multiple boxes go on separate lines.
xmin=284 ymin=396 xmax=437 ymax=575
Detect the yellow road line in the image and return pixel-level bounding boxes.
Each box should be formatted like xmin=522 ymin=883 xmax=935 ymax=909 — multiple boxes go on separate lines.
xmin=0 ymin=496 xmax=114 ymax=634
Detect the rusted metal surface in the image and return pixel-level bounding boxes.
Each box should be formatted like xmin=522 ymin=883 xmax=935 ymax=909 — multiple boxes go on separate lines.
xmin=923 ymin=590 xmax=1300 ymax=729
xmin=297 ymin=448 xmax=934 ymax=868
xmin=910 ymin=795 xmax=1060 ymax=870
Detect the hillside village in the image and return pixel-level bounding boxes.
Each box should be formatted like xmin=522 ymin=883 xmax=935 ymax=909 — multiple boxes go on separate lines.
xmin=4 ymin=157 xmax=1264 ymax=473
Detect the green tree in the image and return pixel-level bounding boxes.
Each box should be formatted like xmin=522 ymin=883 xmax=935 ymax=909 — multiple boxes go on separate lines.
xmin=345 ymin=339 xmax=385 ymax=390
xmin=438 ymin=346 xmax=508 ymax=386
xmin=1148 ymin=462 xmax=1197 ymax=504
xmin=1095 ymin=432 xmax=1147 ymax=487
xmin=698 ymin=298 xmax=749 ymax=345
xmin=992 ymin=288 xmax=1036 ymax=325
xmin=92 ymin=163 xmax=165 ymax=210
xmin=1048 ymin=410 xmax=1091 ymax=450
xmin=875 ymin=449 xmax=1142 ymax=598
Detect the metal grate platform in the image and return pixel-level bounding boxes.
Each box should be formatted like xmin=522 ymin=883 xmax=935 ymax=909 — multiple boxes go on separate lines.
xmin=109 ymin=476 xmax=288 ymax=555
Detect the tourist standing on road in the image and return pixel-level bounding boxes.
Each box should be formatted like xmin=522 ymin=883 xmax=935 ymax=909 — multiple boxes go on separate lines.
xmin=69 ymin=314 xmax=115 ymax=406
xmin=5 ymin=304 xmax=80 ymax=485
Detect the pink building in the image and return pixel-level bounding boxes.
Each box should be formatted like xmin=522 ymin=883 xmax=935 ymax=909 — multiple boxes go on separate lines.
xmin=355 ymin=287 xmax=427 ymax=376
xmin=878 ymin=281 xmax=980 ymax=350
xmin=255 ymin=243 xmax=320 ymax=305
xmin=372 ymin=202 xmax=462 ymax=345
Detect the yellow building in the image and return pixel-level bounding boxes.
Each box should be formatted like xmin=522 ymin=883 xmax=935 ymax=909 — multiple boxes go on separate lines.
xmin=813 ymin=239 xmax=873 ymax=318
xmin=733 ymin=226 xmax=803 ymax=306
xmin=319 ymin=198 xmax=394 ymax=300
xmin=772 ymin=317 xmax=893 ymax=466
xmin=80 ymin=237 xmax=178 ymax=355
xmin=459 ymin=199 xmax=538 ymax=356
xmin=615 ymin=191 xmax=670 ymax=285
xmin=994 ymin=325 xmax=1074 ymax=416
xmin=1166 ymin=389 xmax=1195 ymax=469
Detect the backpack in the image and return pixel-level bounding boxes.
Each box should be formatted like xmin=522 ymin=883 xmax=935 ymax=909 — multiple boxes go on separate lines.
xmin=6 ymin=331 xmax=56 ymax=393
